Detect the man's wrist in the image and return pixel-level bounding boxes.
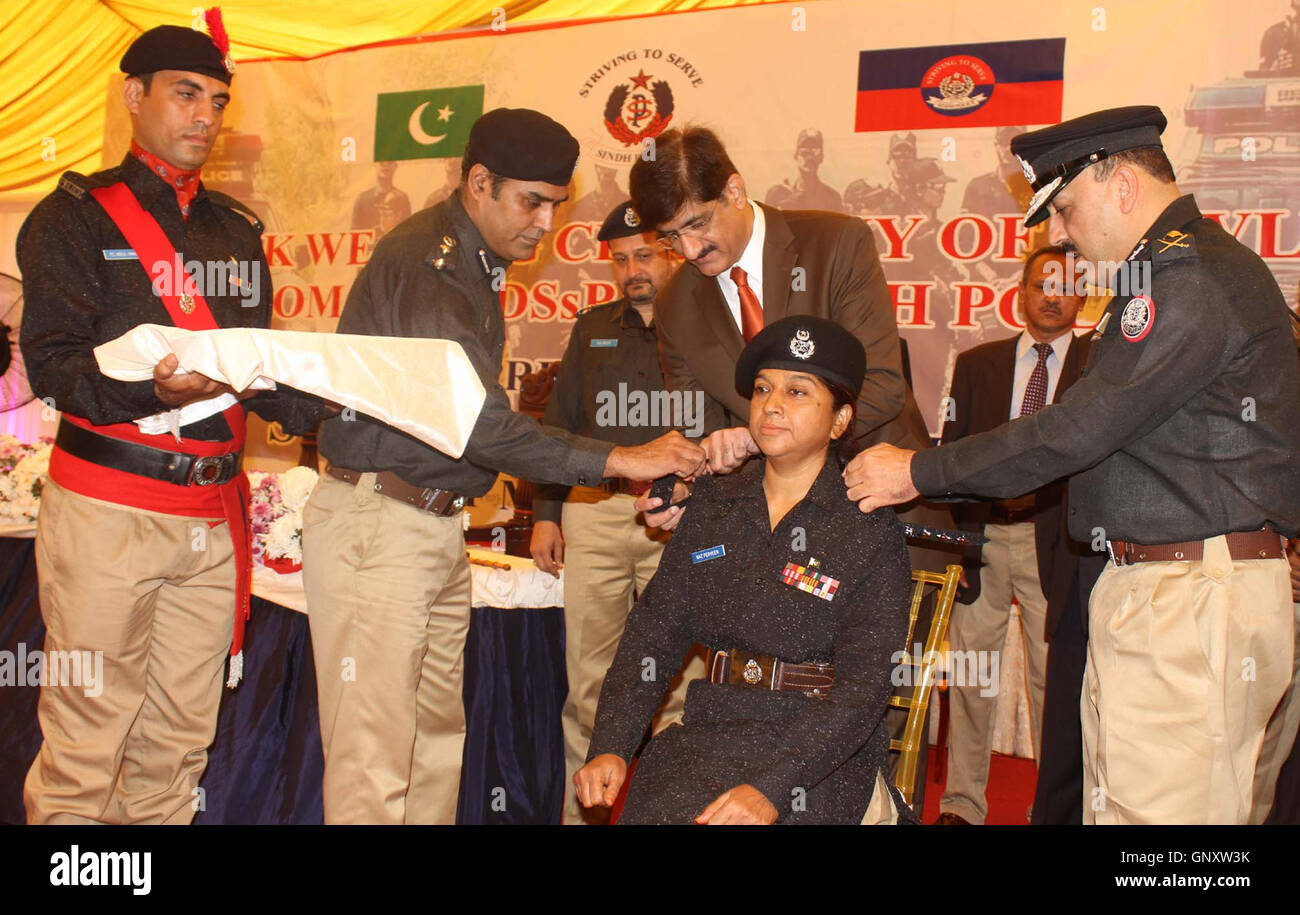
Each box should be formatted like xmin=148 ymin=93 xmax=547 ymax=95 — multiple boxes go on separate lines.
xmin=603 ymin=441 xmax=634 ymax=478
xmin=603 ymin=445 xmax=626 ymax=479
xmin=907 ymin=446 xmax=942 ymax=498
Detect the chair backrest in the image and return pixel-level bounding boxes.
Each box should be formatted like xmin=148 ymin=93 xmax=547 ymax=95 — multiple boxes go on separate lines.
xmin=517 ymin=362 xmax=561 ymax=420
xmin=888 ymin=563 xmax=963 ymax=807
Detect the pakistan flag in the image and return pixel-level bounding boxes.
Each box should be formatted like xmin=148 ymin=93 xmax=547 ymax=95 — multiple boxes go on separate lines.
xmin=373 ymin=85 xmax=484 ymax=162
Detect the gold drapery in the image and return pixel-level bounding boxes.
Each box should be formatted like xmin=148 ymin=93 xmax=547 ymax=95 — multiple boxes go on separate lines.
xmin=0 ymin=0 xmax=792 ymax=199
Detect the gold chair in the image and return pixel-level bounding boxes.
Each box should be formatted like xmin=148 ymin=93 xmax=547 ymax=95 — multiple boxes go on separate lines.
xmin=888 ymin=563 xmax=963 ymax=807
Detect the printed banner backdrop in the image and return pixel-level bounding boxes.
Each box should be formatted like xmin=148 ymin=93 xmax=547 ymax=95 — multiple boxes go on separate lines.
xmin=99 ymin=0 xmax=1300 ymax=467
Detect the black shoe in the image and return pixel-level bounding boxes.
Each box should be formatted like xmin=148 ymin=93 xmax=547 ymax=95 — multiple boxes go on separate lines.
xmin=933 ymin=812 xmax=971 ymax=825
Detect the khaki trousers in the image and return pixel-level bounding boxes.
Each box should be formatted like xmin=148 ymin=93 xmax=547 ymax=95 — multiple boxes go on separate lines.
xmin=560 ymin=488 xmax=707 ymax=825
xmin=940 ymin=521 xmax=1048 ymax=824
xmin=302 ymin=473 xmax=471 ymax=824
xmin=1250 ymin=599 xmax=1300 ymax=823
xmin=1082 ymin=536 xmax=1293 ymax=824
xmin=25 ymin=480 xmax=236 ymax=824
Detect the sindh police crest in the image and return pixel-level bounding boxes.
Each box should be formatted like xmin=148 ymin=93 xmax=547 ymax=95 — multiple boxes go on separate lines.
xmin=623 ymin=207 xmax=640 ymax=228
xmin=1120 ymin=295 xmax=1155 ymax=341
xmin=603 ymin=69 xmax=675 ymax=147
xmin=921 ymin=54 xmax=994 ymax=115
xmin=789 ymin=328 xmax=815 ymax=359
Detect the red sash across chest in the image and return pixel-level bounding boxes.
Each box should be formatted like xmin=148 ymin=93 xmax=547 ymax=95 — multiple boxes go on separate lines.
xmin=52 ymin=181 xmax=253 ymax=657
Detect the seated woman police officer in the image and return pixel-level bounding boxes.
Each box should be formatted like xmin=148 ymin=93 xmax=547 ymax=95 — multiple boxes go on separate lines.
xmin=574 ymin=316 xmax=913 ymax=824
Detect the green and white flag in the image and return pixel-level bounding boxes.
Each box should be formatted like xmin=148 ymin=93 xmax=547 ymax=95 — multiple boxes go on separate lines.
xmin=373 ymin=85 xmax=484 ymax=162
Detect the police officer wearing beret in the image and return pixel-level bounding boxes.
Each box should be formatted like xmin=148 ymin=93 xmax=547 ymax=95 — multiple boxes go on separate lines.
xmin=17 ymin=11 xmax=327 ymax=824
xmin=528 ymin=201 xmax=708 ymax=825
xmin=845 ymin=106 xmax=1300 ymax=824
xmin=302 ymin=110 xmax=704 ymax=825
xmin=577 ymin=316 xmax=914 ymax=824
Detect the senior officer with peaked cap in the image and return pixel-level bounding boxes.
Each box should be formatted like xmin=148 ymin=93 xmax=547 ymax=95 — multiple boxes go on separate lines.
xmin=843 ymin=106 xmax=1300 ymax=825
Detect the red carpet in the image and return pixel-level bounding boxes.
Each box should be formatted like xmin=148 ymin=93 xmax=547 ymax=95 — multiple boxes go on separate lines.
xmin=922 ymin=746 xmax=1039 ymax=825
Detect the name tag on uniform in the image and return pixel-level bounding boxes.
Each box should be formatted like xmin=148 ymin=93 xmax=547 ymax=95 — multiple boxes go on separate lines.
xmin=102 ymin=248 xmax=138 ymax=260
xmin=589 ymin=338 xmax=619 ymax=348
xmin=691 ymin=544 xmax=726 ymax=564
xmin=781 ymin=559 xmax=840 ymax=602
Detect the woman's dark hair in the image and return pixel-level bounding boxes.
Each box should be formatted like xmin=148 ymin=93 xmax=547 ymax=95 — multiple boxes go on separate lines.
xmin=628 ymin=126 xmax=737 ymax=228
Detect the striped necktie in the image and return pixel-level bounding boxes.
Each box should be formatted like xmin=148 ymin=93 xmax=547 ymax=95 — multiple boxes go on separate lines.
xmin=1019 ymin=342 xmax=1054 ymax=417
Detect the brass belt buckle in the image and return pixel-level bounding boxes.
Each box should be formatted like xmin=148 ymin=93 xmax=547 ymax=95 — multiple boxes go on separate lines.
xmin=742 ymin=658 xmax=763 ymax=685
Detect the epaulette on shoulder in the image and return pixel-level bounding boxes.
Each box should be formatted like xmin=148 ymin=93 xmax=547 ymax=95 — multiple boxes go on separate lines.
xmin=206 ymin=190 xmax=265 ymax=234
xmin=576 ymin=299 xmax=617 ymax=318
xmin=56 ymin=173 xmax=90 ymax=200
xmin=56 ymin=169 xmax=119 ymax=200
xmin=1152 ymin=228 xmax=1197 ymax=265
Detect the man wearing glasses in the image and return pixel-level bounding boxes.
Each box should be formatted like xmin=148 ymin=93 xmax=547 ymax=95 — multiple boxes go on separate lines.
xmin=629 ymin=126 xmax=930 ymax=494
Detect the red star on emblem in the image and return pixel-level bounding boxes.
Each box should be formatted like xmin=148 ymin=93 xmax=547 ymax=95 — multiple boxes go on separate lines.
xmin=628 ymin=69 xmax=652 ymax=90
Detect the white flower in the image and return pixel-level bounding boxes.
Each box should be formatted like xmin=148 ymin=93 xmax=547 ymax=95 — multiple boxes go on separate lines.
xmin=266 ymin=512 xmax=303 ymax=563
xmin=277 ymin=466 xmax=318 ymax=513
xmin=246 ymin=470 xmax=267 ymax=490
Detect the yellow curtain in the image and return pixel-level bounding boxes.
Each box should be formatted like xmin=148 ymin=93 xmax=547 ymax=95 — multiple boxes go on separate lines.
xmin=0 ymin=0 xmax=792 ymax=199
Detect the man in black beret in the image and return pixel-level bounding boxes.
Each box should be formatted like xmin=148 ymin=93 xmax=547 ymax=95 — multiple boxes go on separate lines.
xmin=17 ymin=10 xmax=328 ymax=824
xmin=845 ymin=105 xmax=1300 ymax=824
xmin=303 ymin=113 xmax=704 ymax=824
xmin=526 ymin=200 xmax=706 ymax=824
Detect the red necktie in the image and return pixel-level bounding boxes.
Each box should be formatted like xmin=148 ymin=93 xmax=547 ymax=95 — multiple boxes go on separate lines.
xmin=1019 ymin=342 xmax=1053 ymax=417
xmin=730 ymin=266 xmax=764 ymax=342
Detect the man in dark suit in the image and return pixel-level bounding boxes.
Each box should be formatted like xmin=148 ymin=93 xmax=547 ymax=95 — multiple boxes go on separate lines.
xmin=934 ymin=245 xmax=1088 ymax=825
xmin=1029 ymin=500 xmax=1105 ymax=824
xmin=627 ymin=126 xmax=950 ymax=813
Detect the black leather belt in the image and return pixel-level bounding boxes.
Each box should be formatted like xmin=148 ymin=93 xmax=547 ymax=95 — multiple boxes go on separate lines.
xmin=55 ymin=420 xmax=242 ymax=487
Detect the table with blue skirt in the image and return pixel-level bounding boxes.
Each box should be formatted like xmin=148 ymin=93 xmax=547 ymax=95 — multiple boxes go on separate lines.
xmin=0 ymin=535 xmax=569 ymax=825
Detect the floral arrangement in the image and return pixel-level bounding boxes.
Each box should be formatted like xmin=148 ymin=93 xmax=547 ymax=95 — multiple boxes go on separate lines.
xmin=0 ymin=435 xmax=53 ymax=523
xmin=246 ymin=466 xmax=318 ymax=572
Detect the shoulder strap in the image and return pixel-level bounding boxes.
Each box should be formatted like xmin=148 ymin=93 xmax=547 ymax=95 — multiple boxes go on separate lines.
xmin=88 ymin=182 xmax=221 ymax=332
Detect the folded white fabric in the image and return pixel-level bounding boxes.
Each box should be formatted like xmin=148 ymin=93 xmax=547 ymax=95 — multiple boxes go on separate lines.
xmin=94 ymin=324 xmax=486 ymax=459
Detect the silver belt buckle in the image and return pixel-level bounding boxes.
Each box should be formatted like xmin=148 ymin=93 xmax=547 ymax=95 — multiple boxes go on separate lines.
xmin=191 ymin=455 xmax=227 ymax=486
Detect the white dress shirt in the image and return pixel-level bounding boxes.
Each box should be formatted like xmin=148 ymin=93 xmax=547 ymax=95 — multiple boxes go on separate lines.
xmin=1008 ymin=328 xmax=1075 ymax=419
xmin=714 ymin=200 xmax=766 ymax=334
